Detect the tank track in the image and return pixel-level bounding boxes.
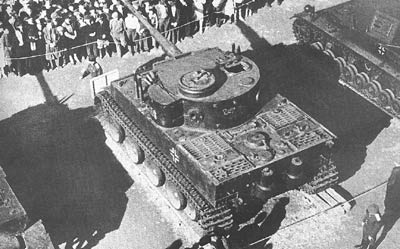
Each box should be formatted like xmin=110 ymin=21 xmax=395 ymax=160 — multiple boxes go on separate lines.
xmin=300 ymin=156 xmax=339 ymax=194
xmin=293 ymin=18 xmax=400 ymax=119
xmin=97 ymin=91 xmax=234 ymax=233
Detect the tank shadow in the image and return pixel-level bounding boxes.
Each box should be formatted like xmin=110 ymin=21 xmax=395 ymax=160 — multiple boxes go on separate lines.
xmin=235 ymin=20 xmax=272 ymax=50
xmin=334 ymin=185 xmax=356 ymax=209
xmin=0 ymin=98 xmax=132 ymax=247
xmin=277 ymin=45 xmax=392 ymax=183
xmin=35 ymin=71 xmax=59 ymax=105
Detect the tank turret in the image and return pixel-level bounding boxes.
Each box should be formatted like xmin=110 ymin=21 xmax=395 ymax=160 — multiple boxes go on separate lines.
xmin=293 ymin=0 xmax=400 ymax=117
xmin=96 ymin=0 xmax=339 ymax=233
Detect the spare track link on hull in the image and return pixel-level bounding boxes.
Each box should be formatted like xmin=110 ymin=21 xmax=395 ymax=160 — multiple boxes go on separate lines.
xmin=300 ymin=157 xmax=339 ymax=194
xmin=97 ymin=91 xmax=234 ymax=232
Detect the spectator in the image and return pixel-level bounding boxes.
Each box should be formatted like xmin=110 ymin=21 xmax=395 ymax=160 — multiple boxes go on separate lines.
xmin=43 ymin=18 xmax=61 ymax=70
xmin=81 ymin=15 xmax=98 ymax=59
xmin=55 ymin=18 xmax=66 ymax=67
xmin=177 ymin=0 xmax=194 ymax=39
xmin=212 ymin=0 xmax=225 ymax=27
xmin=2 ymin=5 xmax=14 ymax=24
xmin=124 ymin=11 xmax=140 ymax=55
xmin=203 ymin=0 xmax=214 ymax=28
xmin=63 ymin=17 xmax=80 ymax=64
xmin=193 ymin=0 xmax=205 ymax=33
xmin=25 ymin=16 xmax=41 ymax=73
xmin=7 ymin=14 xmax=18 ymax=75
xmin=102 ymin=5 xmax=111 ymax=20
xmin=223 ymin=0 xmax=235 ymax=24
xmin=96 ymin=13 xmax=111 ymax=58
xmin=0 ymin=21 xmax=13 ymax=77
xmin=234 ymin=0 xmax=245 ymax=22
xmin=155 ymin=0 xmax=169 ymax=35
xmin=137 ymin=13 xmax=150 ymax=52
xmin=75 ymin=12 xmax=88 ymax=60
xmin=109 ymin=10 xmax=126 ymax=57
xmin=148 ymin=7 xmax=159 ymax=47
xmin=35 ymin=18 xmax=47 ymax=71
xmin=13 ymin=20 xmax=28 ymax=76
xmin=167 ymin=0 xmax=181 ymax=44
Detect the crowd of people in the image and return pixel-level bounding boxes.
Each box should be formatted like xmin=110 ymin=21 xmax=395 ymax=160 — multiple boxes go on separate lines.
xmin=0 ymin=0 xmax=284 ymax=78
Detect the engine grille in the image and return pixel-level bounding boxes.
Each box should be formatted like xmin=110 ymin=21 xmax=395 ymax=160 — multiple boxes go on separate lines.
xmin=258 ymin=104 xmax=303 ymax=129
xmin=181 ymin=134 xmax=232 ymax=160
xmin=288 ymin=128 xmax=329 ymax=149
xmin=209 ymin=157 xmax=254 ymax=182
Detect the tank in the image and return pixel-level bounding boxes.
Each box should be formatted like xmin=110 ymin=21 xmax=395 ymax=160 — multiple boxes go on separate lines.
xmin=95 ymin=0 xmax=339 ymax=233
xmin=293 ymin=0 xmax=400 ymax=118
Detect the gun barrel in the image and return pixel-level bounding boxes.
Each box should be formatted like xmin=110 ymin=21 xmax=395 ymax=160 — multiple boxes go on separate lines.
xmin=121 ymin=0 xmax=183 ymax=58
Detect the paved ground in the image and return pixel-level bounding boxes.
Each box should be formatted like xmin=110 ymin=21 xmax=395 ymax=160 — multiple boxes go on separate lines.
xmin=1 ymin=0 xmax=400 ymax=249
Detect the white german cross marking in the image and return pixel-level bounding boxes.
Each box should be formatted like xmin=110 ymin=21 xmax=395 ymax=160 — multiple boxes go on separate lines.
xmin=170 ymin=147 xmax=180 ymax=163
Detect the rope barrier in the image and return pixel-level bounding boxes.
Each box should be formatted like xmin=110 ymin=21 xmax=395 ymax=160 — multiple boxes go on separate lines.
xmin=244 ymin=180 xmax=389 ymax=248
xmin=6 ymin=0 xmax=260 ymax=60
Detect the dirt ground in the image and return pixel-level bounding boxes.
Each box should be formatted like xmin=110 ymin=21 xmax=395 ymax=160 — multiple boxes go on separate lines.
xmin=1 ymin=0 xmax=400 ymax=249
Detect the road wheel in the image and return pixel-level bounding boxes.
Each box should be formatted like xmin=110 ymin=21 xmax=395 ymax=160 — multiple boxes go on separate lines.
xmin=105 ymin=119 xmax=125 ymax=143
xmin=354 ymin=72 xmax=369 ymax=90
xmin=367 ymin=80 xmax=382 ymax=99
xmin=184 ymin=202 xmax=199 ymax=221
xmin=384 ymin=88 xmax=396 ymax=102
xmin=123 ymin=138 xmax=144 ymax=164
xmin=311 ymin=42 xmax=324 ymax=50
xmin=145 ymin=163 xmax=165 ymax=187
xmin=391 ymin=99 xmax=400 ymax=115
xmin=323 ymin=49 xmax=335 ymax=58
xmin=378 ymin=89 xmax=392 ymax=107
xmin=165 ymin=182 xmax=186 ymax=210
xmin=383 ymin=89 xmax=398 ymax=113
xmin=334 ymin=57 xmax=346 ymax=75
xmin=343 ymin=64 xmax=357 ymax=84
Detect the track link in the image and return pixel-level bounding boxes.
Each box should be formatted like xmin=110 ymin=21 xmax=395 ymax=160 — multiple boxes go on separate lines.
xmin=97 ymin=91 xmax=234 ymax=232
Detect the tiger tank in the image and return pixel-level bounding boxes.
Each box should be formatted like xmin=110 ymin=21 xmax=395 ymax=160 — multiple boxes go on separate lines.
xmin=95 ymin=0 xmax=339 ymax=233
xmin=293 ymin=0 xmax=400 ymax=118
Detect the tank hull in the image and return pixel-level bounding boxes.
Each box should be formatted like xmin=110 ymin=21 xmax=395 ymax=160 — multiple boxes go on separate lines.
xmin=96 ymin=89 xmax=338 ymax=232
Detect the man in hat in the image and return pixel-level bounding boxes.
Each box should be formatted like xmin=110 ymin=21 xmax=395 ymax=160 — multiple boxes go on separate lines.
xmin=81 ymin=15 xmax=98 ymax=58
xmin=355 ymin=204 xmax=382 ymax=249
xmin=79 ymin=54 xmax=103 ymax=79
xmin=109 ymin=10 xmax=126 ymax=57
